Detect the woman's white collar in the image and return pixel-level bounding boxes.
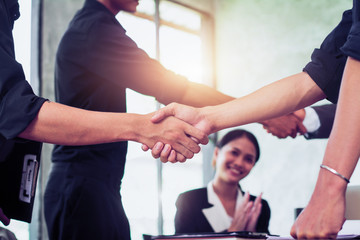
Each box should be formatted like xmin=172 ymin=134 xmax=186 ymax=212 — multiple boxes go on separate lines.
xmin=202 ymin=181 xmax=244 ymax=232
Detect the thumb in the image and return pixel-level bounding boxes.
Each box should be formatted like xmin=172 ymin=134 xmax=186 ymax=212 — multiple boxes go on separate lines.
xmin=297 ymin=121 xmax=308 ymax=135
xmin=151 ymin=104 xmax=176 ymax=123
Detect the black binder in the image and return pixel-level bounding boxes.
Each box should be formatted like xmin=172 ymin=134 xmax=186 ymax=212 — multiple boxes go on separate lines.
xmin=0 ymin=138 xmax=42 ymax=223
xmin=143 ymin=232 xmax=268 ymax=240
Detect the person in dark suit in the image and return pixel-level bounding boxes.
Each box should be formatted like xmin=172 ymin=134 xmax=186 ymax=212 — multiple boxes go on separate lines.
xmin=44 ymin=0 xmax=233 ymax=239
xmin=0 ymin=0 xmax=208 ymax=226
xmin=174 ymin=129 xmax=271 ymax=234
xmin=261 ymin=104 xmax=336 ymax=139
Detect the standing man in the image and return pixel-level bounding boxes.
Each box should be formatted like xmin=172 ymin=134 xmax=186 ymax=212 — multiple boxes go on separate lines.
xmin=44 ymin=0 xmax=233 ymax=239
xmin=0 ymin=0 xmax=207 ymax=226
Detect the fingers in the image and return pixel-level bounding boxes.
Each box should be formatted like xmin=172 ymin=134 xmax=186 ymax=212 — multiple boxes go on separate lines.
xmin=293 ymin=108 xmax=306 ymax=121
xmin=145 ymin=106 xmax=208 ymax=163
xmin=243 ymin=191 xmax=250 ymax=202
xmin=174 ymin=135 xmax=199 ymax=157
xmin=176 ymin=152 xmax=186 ymax=163
xmin=159 ymin=144 xmax=172 ymax=163
xmin=185 ymin=126 xmax=209 ymax=145
xmin=141 ymin=144 xmax=150 ymax=151
xmin=290 ymin=224 xmax=297 ymax=239
xmin=151 ymin=103 xmax=176 ymax=123
xmin=151 ymin=142 xmax=164 ymax=158
xmin=0 ymin=208 xmax=10 ymax=226
xmin=297 ymin=121 xmax=308 ymax=135
xmin=237 ymin=192 xmax=251 ymax=210
xmin=150 ymin=143 xmax=188 ymax=163
xmin=254 ymin=192 xmax=262 ymax=206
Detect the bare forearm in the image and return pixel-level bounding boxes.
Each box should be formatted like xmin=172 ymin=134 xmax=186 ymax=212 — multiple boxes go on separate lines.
xmin=322 ymin=57 xmax=360 ymax=180
xmin=19 ymin=101 xmax=140 ymax=145
xmin=19 ymin=101 xmax=206 ymax=159
xmin=176 ymin=82 xmax=234 ymax=107
xmin=203 ymin=72 xmax=325 ymax=133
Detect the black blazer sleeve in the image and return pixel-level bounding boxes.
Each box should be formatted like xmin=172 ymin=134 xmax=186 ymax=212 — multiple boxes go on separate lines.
xmin=248 ymin=195 xmax=271 ymax=234
xmin=174 ymin=189 xmax=213 ymax=234
xmin=305 ymin=104 xmax=336 ymax=139
xmin=0 ymin=0 xmax=46 ymax=139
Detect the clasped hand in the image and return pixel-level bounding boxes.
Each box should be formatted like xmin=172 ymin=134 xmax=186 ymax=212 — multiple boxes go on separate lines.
xmin=261 ymin=109 xmax=307 ymax=139
xmin=142 ymin=103 xmax=211 ymax=163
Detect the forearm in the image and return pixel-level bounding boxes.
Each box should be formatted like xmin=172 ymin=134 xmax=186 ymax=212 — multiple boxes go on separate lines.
xmin=19 ymin=101 xmax=205 ymax=160
xmin=19 ymin=101 xmax=141 ymax=145
xmin=322 ymin=57 xmax=360 ymax=181
xmin=203 ymin=72 xmax=325 ymax=133
xmin=177 ymin=81 xmax=234 ymax=107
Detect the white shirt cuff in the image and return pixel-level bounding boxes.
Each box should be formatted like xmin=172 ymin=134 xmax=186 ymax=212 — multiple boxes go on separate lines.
xmin=303 ymin=107 xmax=321 ymax=133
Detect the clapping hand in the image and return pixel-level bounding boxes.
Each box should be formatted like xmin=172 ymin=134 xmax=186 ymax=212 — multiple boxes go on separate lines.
xmin=228 ymin=192 xmax=263 ymax=232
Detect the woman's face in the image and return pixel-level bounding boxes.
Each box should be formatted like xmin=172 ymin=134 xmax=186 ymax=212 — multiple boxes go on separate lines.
xmin=214 ymin=136 xmax=257 ymax=184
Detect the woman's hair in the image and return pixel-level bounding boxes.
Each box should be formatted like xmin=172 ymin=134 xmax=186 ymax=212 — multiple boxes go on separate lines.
xmin=216 ymin=129 xmax=260 ymax=162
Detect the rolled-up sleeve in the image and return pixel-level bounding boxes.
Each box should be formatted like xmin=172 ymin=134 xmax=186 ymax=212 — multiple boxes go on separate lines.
xmin=303 ymin=10 xmax=352 ymax=103
xmin=0 ymin=3 xmax=46 ymax=139
xmin=341 ymin=0 xmax=360 ymax=60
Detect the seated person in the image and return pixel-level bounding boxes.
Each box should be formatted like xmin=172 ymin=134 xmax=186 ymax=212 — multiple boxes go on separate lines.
xmin=174 ymin=129 xmax=270 ymax=234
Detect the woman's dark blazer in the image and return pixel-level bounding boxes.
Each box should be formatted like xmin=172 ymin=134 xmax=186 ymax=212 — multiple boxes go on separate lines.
xmin=174 ymin=187 xmax=271 ymax=234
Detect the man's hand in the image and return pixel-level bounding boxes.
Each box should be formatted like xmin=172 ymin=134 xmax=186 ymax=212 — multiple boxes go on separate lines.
xmin=261 ymin=111 xmax=307 ymax=138
xmin=139 ymin=112 xmax=208 ymax=163
xmin=151 ymin=103 xmax=212 ymax=134
xmin=290 ymin=170 xmax=346 ymax=239
xmin=0 ymin=208 xmax=10 ymax=226
xmin=245 ymin=193 xmax=263 ymax=232
xmin=142 ymin=103 xmax=212 ymax=163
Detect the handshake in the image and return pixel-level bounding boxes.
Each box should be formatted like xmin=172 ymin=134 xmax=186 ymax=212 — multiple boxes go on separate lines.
xmin=261 ymin=109 xmax=307 ymax=139
xmin=141 ymin=103 xmax=309 ymax=163
xmin=141 ymin=103 xmax=214 ymax=163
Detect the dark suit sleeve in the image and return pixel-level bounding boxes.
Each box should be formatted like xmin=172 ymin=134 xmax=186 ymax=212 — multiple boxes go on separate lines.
xmin=174 ymin=193 xmax=199 ymax=234
xmin=303 ymin=10 xmax=352 ymax=103
xmin=305 ymin=104 xmax=336 ymax=139
xmin=0 ymin=1 xmax=46 ymax=140
xmin=255 ymin=198 xmax=271 ymax=234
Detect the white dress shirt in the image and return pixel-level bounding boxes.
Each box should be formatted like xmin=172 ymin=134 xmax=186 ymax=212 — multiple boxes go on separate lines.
xmin=202 ymin=181 xmax=244 ymax=232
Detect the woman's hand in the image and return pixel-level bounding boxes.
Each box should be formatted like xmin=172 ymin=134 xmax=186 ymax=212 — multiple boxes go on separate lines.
xmin=245 ymin=193 xmax=263 ymax=232
xmin=228 ymin=192 xmax=253 ymax=231
xmin=228 ymin=192 xmax=263 ymax=232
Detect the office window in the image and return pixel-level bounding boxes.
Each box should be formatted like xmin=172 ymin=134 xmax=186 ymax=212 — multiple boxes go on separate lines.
xmin=118 ymin=1 xmax=214 ymax=239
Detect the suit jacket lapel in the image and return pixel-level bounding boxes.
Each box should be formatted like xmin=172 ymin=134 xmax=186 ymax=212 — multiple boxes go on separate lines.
xmin=202 ymin=181 xmax=231 ymax=232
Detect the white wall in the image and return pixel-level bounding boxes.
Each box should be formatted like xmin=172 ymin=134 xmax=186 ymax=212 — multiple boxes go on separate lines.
xmin=214 ymin=0 xmax=354 ymax=235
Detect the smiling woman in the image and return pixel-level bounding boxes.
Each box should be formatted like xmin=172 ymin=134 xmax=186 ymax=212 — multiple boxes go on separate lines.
xmin=174 ymin=129 xmax=271 ymax=234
